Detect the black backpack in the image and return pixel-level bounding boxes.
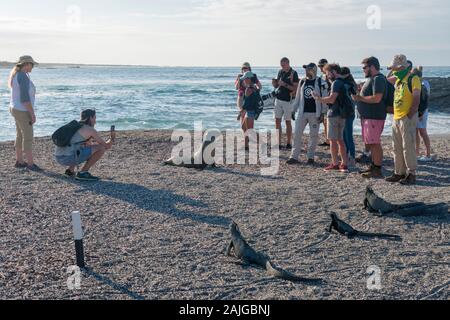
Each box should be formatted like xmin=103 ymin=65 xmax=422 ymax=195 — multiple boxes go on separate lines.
xmin=379 ymin=75 xmax=395 ymax=110
xmin=337 ymin=79 xmax=355 ymax=119
xmin=407 ymin=76 xmax=429 ymax=115
xmin=52 ymin=120 xmax=83 ymax=147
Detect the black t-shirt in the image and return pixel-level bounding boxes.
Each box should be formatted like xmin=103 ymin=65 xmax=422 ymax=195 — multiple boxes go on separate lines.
xmin=303 ymin=79 xmax=317 ymax=113
xmin=357 ymin=74 xmax=387 ymax=120
xmin=276 ymin=68 xmax=299 ymax=102
xmin=328 ymin=79 xmax=345 ymax=118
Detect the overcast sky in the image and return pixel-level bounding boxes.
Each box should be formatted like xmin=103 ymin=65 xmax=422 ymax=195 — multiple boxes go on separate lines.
xmin=1 ymin=0 xmax=449 ymax=66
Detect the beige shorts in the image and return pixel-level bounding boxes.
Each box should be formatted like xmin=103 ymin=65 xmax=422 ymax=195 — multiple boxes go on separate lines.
xmin=274 ymin=99 xmax=294 ymax=121
xmin=327 ymin=116 xmax=345 ymax=140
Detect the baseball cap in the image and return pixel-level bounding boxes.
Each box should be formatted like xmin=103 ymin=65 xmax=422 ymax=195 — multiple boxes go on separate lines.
xmin=303 ymin=63 xmax=317 ymax=69
xmin=318 ymin=59 xmax=328 ymax=67
xmin=240 ymin=71 xmax=255 ymax=81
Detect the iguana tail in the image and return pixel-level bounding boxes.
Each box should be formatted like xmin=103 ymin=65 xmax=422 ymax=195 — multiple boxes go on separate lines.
xmin=357 ymin=232 xmax=402 ymax=241
xmin=265 ymin=261 xmax=322 ymax=284
xmin=395 ymin=203 xmax=448 ymax=217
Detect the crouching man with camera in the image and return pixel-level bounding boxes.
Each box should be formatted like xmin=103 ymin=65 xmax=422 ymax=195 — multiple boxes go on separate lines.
xmin=54 ymin=109 xmax=115 ymax=181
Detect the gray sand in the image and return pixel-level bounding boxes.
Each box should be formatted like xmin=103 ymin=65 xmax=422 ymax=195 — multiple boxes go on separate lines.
xmin=0 ymin=130 xmax=449 ymax=300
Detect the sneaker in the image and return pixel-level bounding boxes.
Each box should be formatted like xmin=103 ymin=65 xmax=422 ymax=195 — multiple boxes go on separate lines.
xmin=319 ymin=142 xmax=330 ymax=147
xmin=356 ymin=154 xmax=371 ymax=164
xmin=286 ymin=158 xmax=301 ymax=165
xmin=26 ymin=164 xmax=43 ymax=172
xmin=307 ymin=159 xmax=315 ymax=166
xmin=15 ymin=162 xmax=27 ymax=169
xmin=418 ymin=156 xmax=433 ymax=162
xmin=348 ymin=157 xmax=356 ymax=168
xmin=385 ymin=174 xmax=406 ymax=183
xmin=286 ymin=144 xmax=293 ymax=150
xmin=324 ymin=164 xmax=340 ymax=172
xmin=339 ymin=165 xmax=349 ymax=173
xmin=65 ymin=169 xmax=76 ymax=178
xmin=400 ymin=174 xmax=416 ymax=185
xmin=76 ymin=172 xmax=100 ymax=182
xmin=362 ymin=166 xmax=383 ymax=179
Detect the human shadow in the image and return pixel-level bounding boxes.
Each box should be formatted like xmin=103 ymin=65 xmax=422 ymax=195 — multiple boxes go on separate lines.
xmin=82 ymin=267 xmax=145 ymax=300
xmin=42 ymin=171 xmax=230 ymax=228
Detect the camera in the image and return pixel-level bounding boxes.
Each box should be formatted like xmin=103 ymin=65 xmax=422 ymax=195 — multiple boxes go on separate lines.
xmin=261 ymin=91 xmax=277 ymax=102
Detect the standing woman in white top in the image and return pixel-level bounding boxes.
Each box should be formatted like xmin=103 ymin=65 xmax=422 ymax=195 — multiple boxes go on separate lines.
xmin=8 ymin=55 xmax=41 ymax=171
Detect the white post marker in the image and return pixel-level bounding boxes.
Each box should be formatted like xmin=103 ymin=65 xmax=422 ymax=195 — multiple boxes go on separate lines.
xmin=71 ymin=211 xmax=85 ymax=268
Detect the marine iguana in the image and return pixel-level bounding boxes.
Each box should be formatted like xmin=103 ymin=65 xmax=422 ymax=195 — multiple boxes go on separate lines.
xmin=164 ymin=136 xmax=216 ymax=170
xmin=226 ymin=222 xmax=322 ymax=284
xmin=328 ymin=213 xmax=402 ymax=241
xmin=364 ymin=186 xmax=448 ymax=216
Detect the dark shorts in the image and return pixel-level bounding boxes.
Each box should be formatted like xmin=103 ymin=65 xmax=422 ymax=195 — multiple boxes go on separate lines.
xmin=55 ymin=147 xmax=92 ymax=166
xmin=246 ymin=111 xmax=256 ymax=119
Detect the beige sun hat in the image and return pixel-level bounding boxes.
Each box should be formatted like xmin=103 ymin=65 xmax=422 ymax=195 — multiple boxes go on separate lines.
xmin=387 ymin=54 xmax=408 ymax=70
xmin=16 ymin=55 xmax=38 ymax=66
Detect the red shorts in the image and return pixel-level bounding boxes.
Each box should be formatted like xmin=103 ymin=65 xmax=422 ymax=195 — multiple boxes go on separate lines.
xmin=361 ymin=119 xmax=385 ymax=145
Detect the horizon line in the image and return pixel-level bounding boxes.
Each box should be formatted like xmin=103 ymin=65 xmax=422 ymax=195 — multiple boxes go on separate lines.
xmin=2 ymin=61 xmax=450 ymax=69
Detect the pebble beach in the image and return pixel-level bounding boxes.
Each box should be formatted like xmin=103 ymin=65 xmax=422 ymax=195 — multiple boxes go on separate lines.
xmin=0 ymin=130 xmax=449 ymax=300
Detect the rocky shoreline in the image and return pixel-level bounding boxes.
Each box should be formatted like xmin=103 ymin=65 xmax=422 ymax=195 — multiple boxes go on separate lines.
xmin=424 ymin=77 xmax=450 ymax=113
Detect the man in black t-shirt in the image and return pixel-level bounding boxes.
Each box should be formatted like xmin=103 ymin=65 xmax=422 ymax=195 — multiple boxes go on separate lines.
xmin=313 ymin=63 xmax=349 ymax=173
xmin=352 ymin=56 xmax=387 ymax=179
xmin=273 ymin=57 xmax=299 ymax=149
xmin=288 ymin=63 xmax=328 ymax=165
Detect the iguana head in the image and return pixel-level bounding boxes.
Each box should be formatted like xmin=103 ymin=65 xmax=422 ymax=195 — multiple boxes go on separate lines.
xmin=366 ymin=185 xmax=374 ymax=195
xmin=330 ymin=212 xmax=338 ymax=221
xmin=230 ymin=221 xmax=242 ymax=237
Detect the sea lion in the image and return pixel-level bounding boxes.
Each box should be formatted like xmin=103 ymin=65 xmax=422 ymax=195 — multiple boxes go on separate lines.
xmin=226 ymin=222 xmax=322 ymax=284
xmin=164 ymin=136 xmax=216 ymax=170
xmin=328 ymin=213 xmax=402 ymax=241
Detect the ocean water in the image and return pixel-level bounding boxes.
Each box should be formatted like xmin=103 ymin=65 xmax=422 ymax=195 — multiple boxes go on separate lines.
xmin=1 ymin=66 xmax=450 ymax=142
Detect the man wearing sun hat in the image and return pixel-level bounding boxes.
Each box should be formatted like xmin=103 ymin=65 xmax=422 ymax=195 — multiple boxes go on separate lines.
xmin=385 ymin=54 xmax=421 ymax=185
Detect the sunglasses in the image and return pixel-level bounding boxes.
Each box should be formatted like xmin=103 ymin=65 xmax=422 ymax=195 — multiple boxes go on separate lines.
xmin=363 ymin=65 xmax=370 ymax=70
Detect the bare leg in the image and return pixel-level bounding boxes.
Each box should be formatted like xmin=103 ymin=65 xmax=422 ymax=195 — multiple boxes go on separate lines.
xmin=16 ymin=148 xmax=24 ymax=164
xmin=370 ymin=144 xmax=383 ymax=167
xmin=24 ymin=151 xmax=34 ymax=166
xmin=80 ymin=145 xmax=106 ymax=172
xmin=330 ymin=140 xmax=339 ymax=166
xmin=337 ymin=140 xmax=348 ymax=166
xmin=275 ymin=118 xmax=282 ymax=146
xmin=419 ymin=128 xmax=431 ymax=157
xmin=416 ymin=129 xmax=421 ymax=156
xmin=244 ymin=117 xmax=254 ymax=148
xmin=286 ymin=120 xmax=292 ymax=145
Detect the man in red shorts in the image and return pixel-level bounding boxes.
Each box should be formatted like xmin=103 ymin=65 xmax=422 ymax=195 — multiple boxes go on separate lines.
xmin=352 ymin=57 xmax=387 ymax=178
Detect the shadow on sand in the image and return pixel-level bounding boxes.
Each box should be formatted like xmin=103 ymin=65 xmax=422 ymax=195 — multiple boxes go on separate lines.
xmin=82 ymin=267 xmax=145 ymax=300
xmin=42 ymin=171 xmax=230 ymax=228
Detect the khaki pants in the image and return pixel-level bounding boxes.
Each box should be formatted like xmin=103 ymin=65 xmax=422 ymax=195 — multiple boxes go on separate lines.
xmin=392 ymin=115 xmax=418 ymax=176
xmin=10 ymin=108 xmax=34 ymax=152
xmin=291 ymin=113 xmax=320 ymax=160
